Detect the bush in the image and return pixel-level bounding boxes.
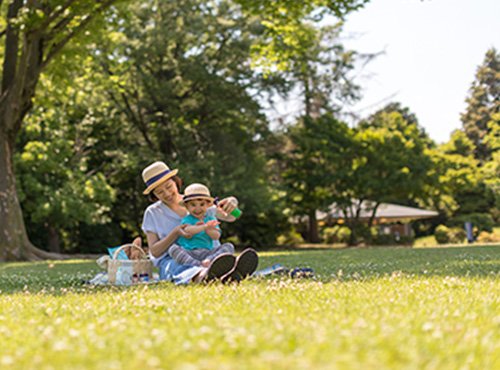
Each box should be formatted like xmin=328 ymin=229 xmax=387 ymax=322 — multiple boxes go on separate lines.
xmin=434 ymin=225 xmax=467 ymax=244
xmin=448 ymin=228 xmax=467 ymax=244
xmin=435 ymin=225 xmax=450 ymax=244
xmin=476 ymin=230 xmax=500 ymax=243
xmin=276 ymin=229 xmax=304 ymax=246
xmin=451 ymin=213 xmax=494 ymax=234
xmin=322 ymin=226 xmax=351 ymax=244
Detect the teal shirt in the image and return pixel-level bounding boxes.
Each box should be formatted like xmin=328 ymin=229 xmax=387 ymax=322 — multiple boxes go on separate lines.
xmin=178 ymin=213 xmax=220 ymax=250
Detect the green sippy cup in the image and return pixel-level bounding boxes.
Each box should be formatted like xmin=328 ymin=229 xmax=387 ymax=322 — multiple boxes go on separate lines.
xmin=230 ymin=207 xmax=242 ymax=218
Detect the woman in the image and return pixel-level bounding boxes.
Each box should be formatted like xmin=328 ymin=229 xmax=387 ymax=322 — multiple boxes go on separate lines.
xmin=141 ymin=161 xmax=258 ymax=284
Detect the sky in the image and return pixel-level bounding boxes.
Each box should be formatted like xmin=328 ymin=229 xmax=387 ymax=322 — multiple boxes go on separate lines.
xmin=340 ymin=0 xmax=500 ymax=143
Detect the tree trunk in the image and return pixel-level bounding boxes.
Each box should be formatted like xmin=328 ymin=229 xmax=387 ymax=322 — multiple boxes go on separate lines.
xmin=0 ymin=129 xmax=26 ymax=260
xmin=308 ymin=209 xmax=320 ymax=243
xmin=347 ymin=220 xmax=358 ymax=246
xmin=47 ymin=225 xmax=61 ymax=253
xmin=0 ymin=129 xmax=64 ymax=261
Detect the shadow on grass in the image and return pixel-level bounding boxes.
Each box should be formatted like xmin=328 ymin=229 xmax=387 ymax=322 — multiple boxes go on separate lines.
xmin=0 ymin=245 xmax=499 ymax=294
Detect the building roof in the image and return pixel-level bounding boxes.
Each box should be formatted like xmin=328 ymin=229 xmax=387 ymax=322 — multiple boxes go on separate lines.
xmin=317 ymin=200 xmax=439 ymax=222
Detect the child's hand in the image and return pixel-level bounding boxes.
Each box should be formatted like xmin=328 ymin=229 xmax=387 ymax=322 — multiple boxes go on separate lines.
xmin=205 ymin=220 xmax=220 ymax=230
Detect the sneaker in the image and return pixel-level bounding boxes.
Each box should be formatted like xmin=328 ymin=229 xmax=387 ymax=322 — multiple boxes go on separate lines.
xmin=205 ymin=254 xmax=236 ymax=282
xmin=221 ymin=248 xmax=258 ymax=283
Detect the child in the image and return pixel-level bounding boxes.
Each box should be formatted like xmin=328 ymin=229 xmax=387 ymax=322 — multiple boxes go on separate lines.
xmin=168 ymin=183 xmax=235 ymax=267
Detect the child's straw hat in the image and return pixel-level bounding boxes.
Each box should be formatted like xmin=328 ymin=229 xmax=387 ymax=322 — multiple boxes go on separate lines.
xmin=142 ymin=161 xmax=178 ymax=195
xmin=180 ymin=183 xmax=214 ymax=206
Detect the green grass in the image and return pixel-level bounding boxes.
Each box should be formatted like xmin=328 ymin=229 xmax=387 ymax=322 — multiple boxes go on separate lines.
xmin=1 ymin=246 xmax=499 ymax=369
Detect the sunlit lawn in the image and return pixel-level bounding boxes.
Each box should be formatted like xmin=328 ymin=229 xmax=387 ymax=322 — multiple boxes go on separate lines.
xmin=1 ymin=245 xmax=499 ymax=369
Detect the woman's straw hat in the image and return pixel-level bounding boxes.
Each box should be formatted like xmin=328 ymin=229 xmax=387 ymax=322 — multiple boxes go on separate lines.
xmin=179 ymin=183 xmax=214 ymax=206
xmin=142 ymin=161 xmax=178 ymax=195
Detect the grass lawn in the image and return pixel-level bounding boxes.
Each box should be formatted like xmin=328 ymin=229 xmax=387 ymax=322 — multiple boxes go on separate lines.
xmin=1 ymin=245 xmax=499 ymax=369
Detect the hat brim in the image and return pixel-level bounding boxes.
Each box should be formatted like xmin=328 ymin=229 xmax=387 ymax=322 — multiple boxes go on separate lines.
xmin=143 ymin=169 xmax=178 ymax=195
xmin=179 ymin=195 xmax=214 ymax=207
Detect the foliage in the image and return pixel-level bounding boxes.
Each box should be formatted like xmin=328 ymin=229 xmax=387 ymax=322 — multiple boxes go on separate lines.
xmin=321 ymin=225 xmax=351 ymax=244
xmin=461 ymin=48 xmax=500 ymax=162
xmin=425 ymin=124 xmax=497 ymax=236
xmin=236 ymin=0 xmax=369 ymax=72
xmin=281 ymin=104 xmax=436 ymax=245
xmin=14 ymin=60 xmax=119 ymax=252
xmin=434 ymin=225 xmax=450 ymax=244
xmin=276 ymin=228 xmax=305 ymax=246
xmin=434 ymin=225 xmax=466 ymax=245
xmin=276 ymin=21 xmax=367 ymax=116
xmin=451 ymin=213 xmax=495 ymax=235
xmin=476 ymin=228 xmax=500 ymax=243
xmin=339 ymin=106 xmax=435 ymax=244
xmin=1 ymin=246 xmax=500 ymax=369
xmin=96 ymin=0 xmax=290 ymax=247
xmin=0 ymin=0 xmax=122 ymax=260
xmin=280 ymin=114 xmax=356 ymax=242
xmin=14 ymin=0 xmax=307 ymax=251
xmin=354 ymin=109 xmax=434 ymax=204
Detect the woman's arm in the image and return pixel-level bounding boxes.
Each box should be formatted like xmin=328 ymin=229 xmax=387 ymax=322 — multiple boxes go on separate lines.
xmin=146 ymin=225 xmax=190 ymax=258
xmin=215 ymin=196 xmax=239 ymax=222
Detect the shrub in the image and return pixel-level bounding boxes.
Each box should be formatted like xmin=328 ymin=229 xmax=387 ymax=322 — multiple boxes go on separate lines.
xmin=322 ymin=226 xmax=351 ymax=244
xmin=448 ymin=227 xmax=467 ymax=244
xmin=338 ymin=227 xmax=352 ymax=243
xmin=452 ymin=213 xmax=494 ymax=234
xmin=434 ymin=225 xmax=467 ymax=244
xmin=435 ymin=225 xmax=450 ymax=244
xmin=476 ymin=230 xmax=500 ymax=243
xmin=276 ymin=229 xmax=304 ymax=246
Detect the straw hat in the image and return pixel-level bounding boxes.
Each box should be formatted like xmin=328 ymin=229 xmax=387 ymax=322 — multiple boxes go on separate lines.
xmin=180 ymin=183 xmax=214 ymax=206
xmin=142 ymin=161 xmax=178 ymax=195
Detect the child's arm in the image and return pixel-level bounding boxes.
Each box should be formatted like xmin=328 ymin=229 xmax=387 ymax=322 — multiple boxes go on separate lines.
xmin=183 ymin=223 xmax=207 ymax=235
xmin=205 ymin=220 xmax=221 ymax=240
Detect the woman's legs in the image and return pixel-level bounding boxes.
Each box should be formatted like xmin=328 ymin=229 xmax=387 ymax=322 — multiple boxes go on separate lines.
xmin=157 ymin=253 xmax=202 ymax=284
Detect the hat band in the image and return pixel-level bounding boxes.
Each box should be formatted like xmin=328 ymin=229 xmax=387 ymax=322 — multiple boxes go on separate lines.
xmin=183 ymin=193 xmax=212 ymax=202
xmin=145 ymin=170 xmax=172 ymax=187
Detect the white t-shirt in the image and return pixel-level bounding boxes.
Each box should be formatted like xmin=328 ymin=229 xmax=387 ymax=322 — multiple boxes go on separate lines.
xmin=141 ymin=201 xmax=220 ymax=266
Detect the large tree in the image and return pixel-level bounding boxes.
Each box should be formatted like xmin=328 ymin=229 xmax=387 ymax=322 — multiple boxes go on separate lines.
xmin=275 ymin=19 xmax=368 ymax=242
xmin=341 ymin=107 xmax=434 ymax=244
xmin=282 ymin=114 xmax=355 ymax=242
xmin=0 ymin=1 xmax=117 ymax=261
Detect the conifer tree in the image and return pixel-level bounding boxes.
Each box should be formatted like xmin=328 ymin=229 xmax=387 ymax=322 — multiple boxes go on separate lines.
xmin=461 ymin=48 xmax=500 ymax=162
